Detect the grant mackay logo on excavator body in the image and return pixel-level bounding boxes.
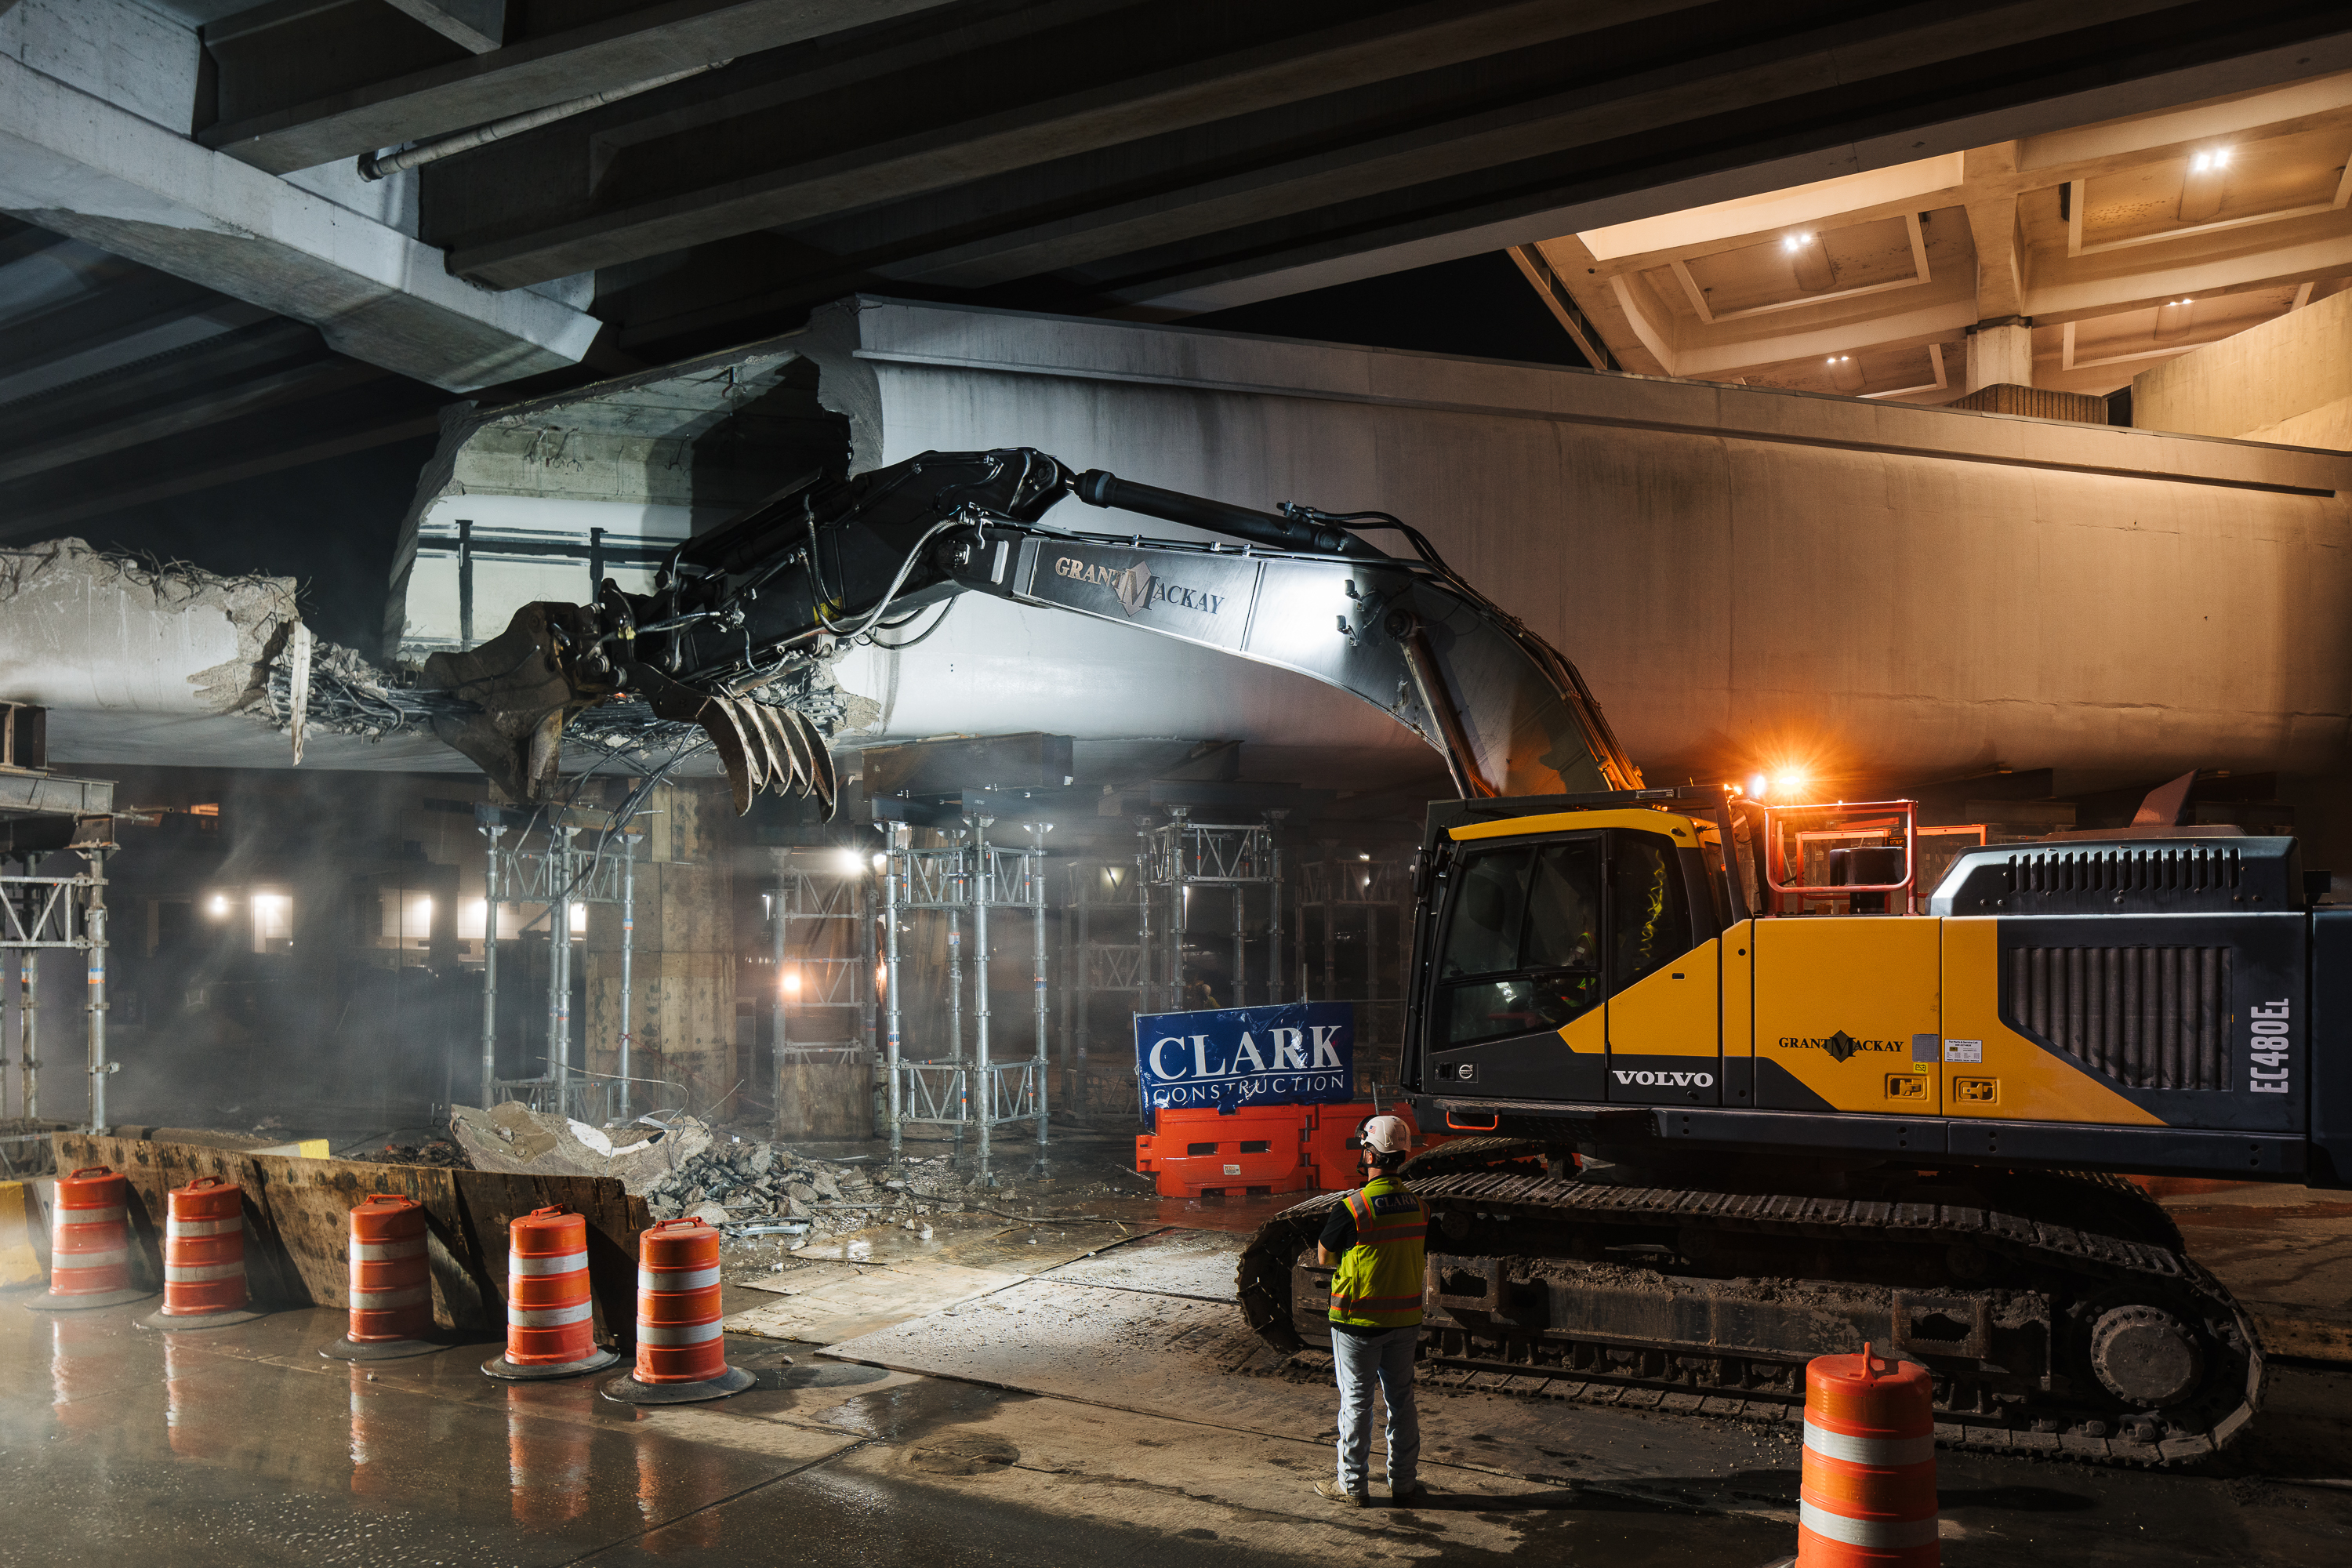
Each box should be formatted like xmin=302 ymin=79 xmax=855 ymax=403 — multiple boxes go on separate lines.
xmin=1775 ymin=1029 xmax=1898 ymax=1064
xmin=1054 ymin=555 xmax=1226 ymax=618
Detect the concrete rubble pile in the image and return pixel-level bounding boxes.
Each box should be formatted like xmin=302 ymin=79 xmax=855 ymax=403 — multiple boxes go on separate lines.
xmin=447 ymin=1102 xmax=1013 ymax=1243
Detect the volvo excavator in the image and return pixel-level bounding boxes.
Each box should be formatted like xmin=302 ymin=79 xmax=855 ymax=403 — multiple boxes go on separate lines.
xmin=350 ymin=445 xmax=2351 ymax=1468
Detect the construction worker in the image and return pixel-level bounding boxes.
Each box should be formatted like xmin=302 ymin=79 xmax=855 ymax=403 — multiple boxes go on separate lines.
xmin=1313 ymin=1114 xmax=1428 ymax=1506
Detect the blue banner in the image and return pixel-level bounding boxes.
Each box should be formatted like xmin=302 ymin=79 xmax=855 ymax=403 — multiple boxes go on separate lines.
xmin=1134 ymin=1001 xmax=1355 ymax=1114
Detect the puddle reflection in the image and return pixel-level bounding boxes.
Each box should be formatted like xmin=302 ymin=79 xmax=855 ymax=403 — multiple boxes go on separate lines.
xmin=507 ymin=1386 xmax=592 ymax=1529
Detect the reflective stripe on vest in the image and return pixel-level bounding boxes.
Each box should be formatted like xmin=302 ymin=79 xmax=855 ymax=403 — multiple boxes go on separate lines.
xmin=1327 ymin=1177 xmax=1428 ymax=1330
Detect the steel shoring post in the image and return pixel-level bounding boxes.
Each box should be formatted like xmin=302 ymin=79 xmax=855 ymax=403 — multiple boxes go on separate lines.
xmin=972 ymin=816 xmax=994 ymax=1185
xmin=619 ymin=829 xmax=635 ymax=1121
xmin=85 ymin=849 xmax=107 ymax=1134
xmin=1134 ymin=818 xmax=1153 ymax=1016
xmin=1268 ymin=826 xmax=1283 ymax=1005
xmin=771 ymin=861 xmax=788 ymax=1069
xmin=1074 ymin=872 xmax=1090 ymax=1115
xmin=16 ymin=949 xmax=34 ymax=1121
xmin=481 ymin=824 xmax=503 ymax=1105
xmin=1323 ymin=855 xmax=1338 ymax=1004
xmin=1169 ymin=809 xmax=1189 ymax=1013
xmin=1232 ymin=880 xmax=1245 ymax=1009
xmin=884 ymin=825 xmax=906 ymax=1159
xmin=1030 ymin=823 xmax=1050 ymax=1162
xmin=551 ymin=826 xmax=575 ymax=1115
xmin=19 ymin=854 xmax=39 ymax=1120
xmin=946 ymin=906 xmax=963 ymax=1066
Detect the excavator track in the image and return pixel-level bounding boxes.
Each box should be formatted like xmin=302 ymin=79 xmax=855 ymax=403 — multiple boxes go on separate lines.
xmin=1237 ymin=1166 xmax=2261 ymax=1468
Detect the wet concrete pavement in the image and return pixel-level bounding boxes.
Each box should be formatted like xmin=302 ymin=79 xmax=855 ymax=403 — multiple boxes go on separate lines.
xmin=9 ymin=1247 xmax=2352 ymax=1566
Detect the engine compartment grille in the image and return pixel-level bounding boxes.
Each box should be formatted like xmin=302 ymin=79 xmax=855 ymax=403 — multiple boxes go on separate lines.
xmin=2005 ymin=946 xmax=2232 ymax=1090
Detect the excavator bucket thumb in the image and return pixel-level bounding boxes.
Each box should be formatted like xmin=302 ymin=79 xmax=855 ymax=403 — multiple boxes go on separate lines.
xmin=624 ymin=664 xmax=837 ymax=819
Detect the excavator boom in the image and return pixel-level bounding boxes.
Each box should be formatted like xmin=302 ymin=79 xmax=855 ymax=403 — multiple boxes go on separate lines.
xmin=416 ymin=447 xmax=1636 ymax=809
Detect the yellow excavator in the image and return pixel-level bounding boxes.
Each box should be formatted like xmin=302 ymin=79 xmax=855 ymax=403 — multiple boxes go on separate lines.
xmin=343 ymin=446 xmax=2335 ymax=1465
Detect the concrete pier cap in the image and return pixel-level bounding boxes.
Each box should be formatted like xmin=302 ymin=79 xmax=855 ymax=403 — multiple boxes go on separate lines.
xmin=15 ymin=296 xmax=2350 ymax=800
xmin=381 ymin=293 xmax=2348 ymax=793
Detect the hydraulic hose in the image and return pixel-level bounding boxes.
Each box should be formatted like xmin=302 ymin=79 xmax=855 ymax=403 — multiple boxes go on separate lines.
xmin=1073 ymin=470 xmax=1382 ymax=557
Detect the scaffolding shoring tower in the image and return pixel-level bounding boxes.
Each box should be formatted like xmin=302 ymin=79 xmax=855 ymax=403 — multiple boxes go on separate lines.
xmin=1060 ymin=854 xmax=1144 ymax=1113
xmin=1136 ymin=808 xmax=1284 ymax=1015
xmin=1295 ymin=852 xmax=1409 ymax=1078
xmin=477 ymin=810 xmax=637 ymax=1125
xmin=768 ymin=850 xmax=877 ymax=1067
xmin=880 ymin=815 xmax=1051 ymax=1179
xmin=1 ymin=759 xmax=115 ymax=1133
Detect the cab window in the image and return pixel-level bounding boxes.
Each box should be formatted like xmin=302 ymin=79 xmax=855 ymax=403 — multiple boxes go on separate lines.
xmin=1610 ymin=833 xmax=1687 ymax=989
xmin=1435 ymin=840 xmax=1601 ymax=1047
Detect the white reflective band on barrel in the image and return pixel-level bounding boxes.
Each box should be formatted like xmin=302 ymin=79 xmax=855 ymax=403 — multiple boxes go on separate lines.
xmin=510 ymin=1301 xmax=593 ymax=1327
xmin=639 ymin=1265 xmax=720 ymax=1292
xmin=351 ymin=1286 xmax=430 ymax=1308
xmin=59 ymin=1206 xmax=125 ymax=1229
xmin=510 ymin=1250 xmax=586 ymax=1277
xmin=353 ymin=1237 xmax=427 ymax=1261
xmin=1800 ymin=1501 xmax=1940 ymax=1549
xmin=1802 ymin=1420 xmax=1936 ymax=1467
xmin=167 ymin=1215 xmax=243 ymax=1240
xmin=56 ymin=1248 xmax=129 ymax=1269
xmin=165 ymin=1261 xmax=245 ymax=1283
xmin=636 ymin=1319 xmax=722 ymax=1345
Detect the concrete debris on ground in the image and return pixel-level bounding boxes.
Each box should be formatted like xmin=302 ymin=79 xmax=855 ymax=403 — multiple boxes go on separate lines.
xmin=349 ymin=1138 xmax=472 ymax=1169
xmin=447 ymin=1101 xmax=710 ymax=1192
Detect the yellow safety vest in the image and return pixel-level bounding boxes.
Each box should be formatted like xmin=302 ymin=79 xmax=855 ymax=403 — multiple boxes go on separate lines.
xmin=1327 ymin=1175 xmax=1428 ymax=1330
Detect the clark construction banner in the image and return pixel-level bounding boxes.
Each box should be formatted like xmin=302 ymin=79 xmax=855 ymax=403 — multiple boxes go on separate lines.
xmin=1133 ymin=1001 xmax=1355 ymax=1114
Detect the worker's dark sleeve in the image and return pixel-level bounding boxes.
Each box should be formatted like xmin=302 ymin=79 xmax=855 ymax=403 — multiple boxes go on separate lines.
xmin=1319 ymin=1203 xmax=1356 ymax=1254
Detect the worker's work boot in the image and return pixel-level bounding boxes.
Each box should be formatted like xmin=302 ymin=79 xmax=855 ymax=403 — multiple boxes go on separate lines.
xmin=1315 ymin=1479 xmax=1369 ymax=1507
xmin=1388 ymin=1477 xmax=1429 ymax=1503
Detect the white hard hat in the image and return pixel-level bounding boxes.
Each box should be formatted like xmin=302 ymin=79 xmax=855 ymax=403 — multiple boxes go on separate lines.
xmin=1361 ymin=1115 xmax=1412 ymax=1155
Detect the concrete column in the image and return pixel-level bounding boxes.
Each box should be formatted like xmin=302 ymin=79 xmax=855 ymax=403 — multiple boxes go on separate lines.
xmin=1965 ymin=321 xmax=2034 ymax=391
xmin=583 ymin=782 xmax=736 ymax=1120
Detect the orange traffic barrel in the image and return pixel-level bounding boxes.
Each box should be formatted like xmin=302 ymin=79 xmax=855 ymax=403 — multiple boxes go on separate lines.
xmin=1783 ymin=1343 xmax=1940 ymax=1567
xmin=140 ymin=1177 xmax=260 ymax=1331
xmin=320 ymin=1193 xmax=439 ymax=1362
xmin=482 ymin=1207 xmax=617 ymax=1381
xmin=600 ymin=1218 xmax=752 ymax=1403
xmin=27 ymin=1166 xmax=147 ymax=1312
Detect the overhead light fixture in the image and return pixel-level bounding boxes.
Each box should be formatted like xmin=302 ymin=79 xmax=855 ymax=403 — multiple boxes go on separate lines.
xmin=1783 ymin=232 xmax=1813 ymax=252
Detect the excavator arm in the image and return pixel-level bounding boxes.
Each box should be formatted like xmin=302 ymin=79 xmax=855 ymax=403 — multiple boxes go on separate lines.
xmin=419 ymin=447 xmax=1639 ymax=811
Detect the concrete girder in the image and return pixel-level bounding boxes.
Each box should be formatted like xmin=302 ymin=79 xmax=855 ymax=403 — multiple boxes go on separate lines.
xmin=198 ymin=0 xmax=963 ymax=175
xmin=2025 ymin=223 xmax=2352 ymax=325
xmin=434 ymin=0 xmax=1666 ymax=289
xmin=0 ymin=52 xmax=597 ymax=391
xmin=1102 ymin=27 xmax=2352 ymax=317
xmin=1962 ymin=143 xmax=2026 ymax=324
xmin=416 ymin=0 xmax=2352 ymax=308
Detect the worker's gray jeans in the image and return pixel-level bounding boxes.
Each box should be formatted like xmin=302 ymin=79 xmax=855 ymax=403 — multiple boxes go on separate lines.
xmin=1332 ymin=1324 xmax=1418 ymax=1494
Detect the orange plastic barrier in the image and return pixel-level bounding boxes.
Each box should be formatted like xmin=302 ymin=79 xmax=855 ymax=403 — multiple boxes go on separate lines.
xmin=1135 ymin=1102 xmax=1451 ymax=1196
xmin=156 ymin=1178 xmax=248 ymax=1321
xmin=45 ymin=1166 xmax=136 ymax=1305
xmin=1134 ymin=1105 xmax=1316 ymax=1197
xmin=482 ymin=1207 xmax=617 ymax=1381
xmin=1795 ymin=1344 xmax=1939 ymax=1566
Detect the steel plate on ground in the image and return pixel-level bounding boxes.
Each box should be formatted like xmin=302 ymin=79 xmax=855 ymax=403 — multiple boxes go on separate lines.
xmin=724 ymin=1258 xmax=1024 ymax=1345
xmin=1037 ymin=1227 xmax=1246 ymax=1302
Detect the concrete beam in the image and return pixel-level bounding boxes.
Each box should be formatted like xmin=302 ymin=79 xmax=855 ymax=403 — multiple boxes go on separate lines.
xmin=383 ymin=0 xmax=504 ymax=55
xmin=1962 ymin=143 xmax=2025 ymax=321
xmin=0 ymin=51 xmax=597 ymax=390
xmin=437 ymin=0 xmax=1656 ymax=289
xmin=201 ymin=0 xmax=960 ymax=175
xmin=1104 ymin=27 xmax=2352 ymax=316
